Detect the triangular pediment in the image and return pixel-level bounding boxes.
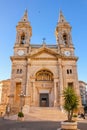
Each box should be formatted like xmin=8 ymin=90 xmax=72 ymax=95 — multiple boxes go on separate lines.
xmin=30 ymin=46 xmax=58 ymax=59
xmin=32 ymin=52 xmax=55 ymax=59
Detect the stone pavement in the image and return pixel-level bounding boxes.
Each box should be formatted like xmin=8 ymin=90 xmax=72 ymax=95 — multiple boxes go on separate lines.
xmin=0 ymin=117 xmax=87 ymax=130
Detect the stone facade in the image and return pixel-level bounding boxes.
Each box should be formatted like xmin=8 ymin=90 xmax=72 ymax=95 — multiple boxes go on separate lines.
xmin=2 ymin=10 xmax=82 ymax=114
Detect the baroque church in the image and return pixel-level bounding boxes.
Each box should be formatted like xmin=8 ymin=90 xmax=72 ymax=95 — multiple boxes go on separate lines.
xmin=7 ymin=10 xmax=82 ymax=114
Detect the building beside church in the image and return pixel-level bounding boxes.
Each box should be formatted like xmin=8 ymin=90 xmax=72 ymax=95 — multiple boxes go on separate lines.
xmin=0 ymin=10 xmax=83 ymax=115
xmin=0 ymin=79 xmax=10 ymax=115
xmin=79 ymin=81 xmax=87 ymax=107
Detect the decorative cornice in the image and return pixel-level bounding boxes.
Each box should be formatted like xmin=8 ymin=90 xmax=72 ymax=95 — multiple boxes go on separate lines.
xmin=60 ymin=55 xmax=78 ymax=61
xmin=10 ymin=56 xmax=27 ymax=61
xmin=10 ymin=53 xmax=78 ymax=61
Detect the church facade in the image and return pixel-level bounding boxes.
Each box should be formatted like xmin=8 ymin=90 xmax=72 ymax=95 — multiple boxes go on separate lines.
xmin=9 ymin=10 xmax=81 ymax=113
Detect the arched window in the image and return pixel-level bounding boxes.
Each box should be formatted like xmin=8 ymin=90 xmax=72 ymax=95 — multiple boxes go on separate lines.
xmin=63 ymin=34 xmax=68 ymax=45
xmin=17 ymin=69 xmax=20 ymax=74
xmin=36 ymin=70 xmax=53 ymax=81
xmin=67 ymin=69 xmax=69 ymax=74
xmin=66 ymin=69 xmax=72 ymax=74
xmin=21 ymin=33 xmax=25 ymax=44
xmin=16 ymin=69 xmax=22 ymax=74
xmin=70 ymin=69 xmax=72 ymax=74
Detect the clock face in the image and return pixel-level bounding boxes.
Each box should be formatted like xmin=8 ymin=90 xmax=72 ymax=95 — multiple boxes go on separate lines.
xmin=64 ymin=51 xmax=70 ymax=56
xmin=17 ymin=50 xmax=24 ymax=56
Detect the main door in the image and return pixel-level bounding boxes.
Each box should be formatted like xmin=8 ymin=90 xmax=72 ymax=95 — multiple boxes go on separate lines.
xmin=40 ymin=93 xmax=49 ymax=107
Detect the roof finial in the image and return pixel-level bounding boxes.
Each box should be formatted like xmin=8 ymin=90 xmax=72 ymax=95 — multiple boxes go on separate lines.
xmin=42 ymin=38 xmax=46 ymax=43
xmin=58 ymin=10 xmax=66 ymax=23
xmin=21 ymin=8 xmax=28 ymax=22
xmin=25 ymin=8 xmax=28 ymax=14
xmin=42 ymin=37 xmax=46 ymax=47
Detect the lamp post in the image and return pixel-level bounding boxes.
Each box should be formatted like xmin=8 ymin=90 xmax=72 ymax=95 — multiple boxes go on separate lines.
xmin=20 ymin=90 xmax=25 ymax=112
xmin=6 ymin=103 xmax=11 ymax=117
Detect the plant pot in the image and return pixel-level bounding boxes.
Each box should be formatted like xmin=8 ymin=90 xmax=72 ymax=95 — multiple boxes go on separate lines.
xmin=61 ymin=121 xmax=78 ymax=130
xmin=18 ymin=117 xmax=24 ymax=121
xmin=72 ymin=117 xmax=78 ymax=121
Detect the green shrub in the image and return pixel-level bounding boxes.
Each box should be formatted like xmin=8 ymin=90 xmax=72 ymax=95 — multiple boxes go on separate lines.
xmin=73 ymin=114 xmax=77 ymax=117
xmin=18 ymin=112 xmax=24 ymax=117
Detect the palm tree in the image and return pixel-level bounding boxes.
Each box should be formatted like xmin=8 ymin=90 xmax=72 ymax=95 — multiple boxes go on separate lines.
xmin=63 ymin=87 xmax=79 ymax=122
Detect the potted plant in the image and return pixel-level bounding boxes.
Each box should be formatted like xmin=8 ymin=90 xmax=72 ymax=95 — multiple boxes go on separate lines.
xmin=18 ymin=111 xmax=24 ymax=121
xmin=61 ymin=87 xmax=79 ymax=130
xmin=72 ymin=114 xmax=78 ymax=121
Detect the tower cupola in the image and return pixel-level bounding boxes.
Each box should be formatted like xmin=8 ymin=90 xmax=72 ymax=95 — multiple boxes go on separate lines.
xmin=15 ymin=10 xmax=32 ymax=45
xmin=55 ymin=11 xmax=73 ymax=47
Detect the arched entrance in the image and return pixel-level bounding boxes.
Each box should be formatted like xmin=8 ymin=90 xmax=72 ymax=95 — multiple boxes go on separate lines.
xmin=35 ymin=70 xmax=54 ymax=107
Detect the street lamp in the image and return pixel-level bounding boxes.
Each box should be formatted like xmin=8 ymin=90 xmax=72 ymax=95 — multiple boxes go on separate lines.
xmin=20 ymin=90 xmax=25 ymax=112
xmin=6 ymin=103 xmax=11 ymax=117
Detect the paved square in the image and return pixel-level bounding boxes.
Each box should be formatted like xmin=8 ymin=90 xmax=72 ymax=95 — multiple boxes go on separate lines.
xmin=0 ymin=118 xmax=87 ymax=130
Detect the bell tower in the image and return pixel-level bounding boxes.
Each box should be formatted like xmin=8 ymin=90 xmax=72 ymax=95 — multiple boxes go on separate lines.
xmin=9 ymin=10 xmax=32 ymax=111
xmin=55 ymin=11 xmax=82 ymax=111
xmin=14 ymin=9 xmax=32 ymax=56
xmin=55 ymin=11 xmax=74 ymax=56
xmin=16 ymin=9 xmax=32 ymax=45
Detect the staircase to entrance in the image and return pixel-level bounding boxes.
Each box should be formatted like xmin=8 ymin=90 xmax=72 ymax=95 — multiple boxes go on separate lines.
xmin=24 ymin=107 xmax=67 ymax=121
xmin=4 ymin=107 xmax=67 ymax=121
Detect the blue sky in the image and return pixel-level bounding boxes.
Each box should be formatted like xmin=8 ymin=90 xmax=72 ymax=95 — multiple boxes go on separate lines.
xmin=0 ymin=0 xmax=87 ymax=83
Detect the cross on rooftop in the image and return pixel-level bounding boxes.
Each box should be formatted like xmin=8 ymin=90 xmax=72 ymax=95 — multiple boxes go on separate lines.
xmin=42 ymin=38 xmax=46 ymax=43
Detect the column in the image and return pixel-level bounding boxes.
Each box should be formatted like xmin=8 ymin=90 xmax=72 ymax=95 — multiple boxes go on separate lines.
xmin=54 ymin=80 xmax=57 ymax=107
xmin=32 ymin=79 xmax=36 ymax=106
xmin=23 ymin=62 xmax=31 ymax=113
xmin=54 ymin=79 xmax=59 ymax=107
xmin=59 ymin=64 xmax=63 ymax=110
xmin=25 ymin=58 xmax=31 ymax=96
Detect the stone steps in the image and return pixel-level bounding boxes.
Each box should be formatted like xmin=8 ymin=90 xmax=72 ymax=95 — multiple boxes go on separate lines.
xmin=24 ymin=107 xmax=67 ymax=121
xmin=4 ymin=107 xmax=67 ymax=121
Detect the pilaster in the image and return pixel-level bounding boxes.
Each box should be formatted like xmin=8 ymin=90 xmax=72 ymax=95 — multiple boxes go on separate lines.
xmin=53 ymin=78 xmax=59 ymax=107
xmin=59 ymin=63 xmax=63 ymax=110
xmin=32 ymin=79 xmax=36 ymax=106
